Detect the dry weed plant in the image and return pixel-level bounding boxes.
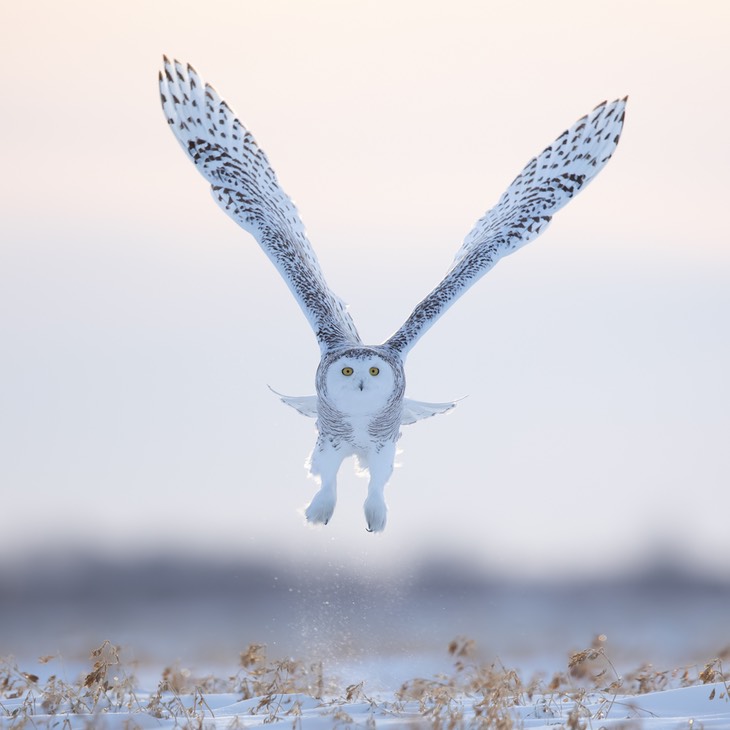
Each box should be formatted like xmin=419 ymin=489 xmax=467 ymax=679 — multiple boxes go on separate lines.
xmin=1 ymin=636 xmax=729 ymax=728
xmin=390 ymin=636 xmax=549 ymax=729
xmin=234 ymin=642 xmax=327 ymax=701
xmin=0 ymin=640 xmax=144 ymax=725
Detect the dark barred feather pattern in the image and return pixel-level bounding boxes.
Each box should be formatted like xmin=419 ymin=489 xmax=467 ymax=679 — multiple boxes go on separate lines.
xmin=159 ymin=56 xmax=361 ymax=354
xmin=385 ymin=98 xmax=626 ymax=356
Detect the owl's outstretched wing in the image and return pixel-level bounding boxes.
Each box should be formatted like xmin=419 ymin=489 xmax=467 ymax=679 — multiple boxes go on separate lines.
xmin=385 ymin=98 xmax=627 ymax=358
xmin=159 ymin=57 xmax=361 ymax=354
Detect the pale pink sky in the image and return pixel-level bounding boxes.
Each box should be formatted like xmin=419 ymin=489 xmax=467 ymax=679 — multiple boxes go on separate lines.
xmin=2 ymin=0 xmax=729 ymax=577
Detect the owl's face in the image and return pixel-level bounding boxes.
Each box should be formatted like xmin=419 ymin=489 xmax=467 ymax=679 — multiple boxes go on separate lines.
xmin=320 ymin=350 xmax=401 ymax=416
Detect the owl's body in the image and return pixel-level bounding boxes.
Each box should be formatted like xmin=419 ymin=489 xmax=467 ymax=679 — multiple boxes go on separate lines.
xmin=308 ymin=347 xmax=404 ymax=531
xmin=159 ymin=57 xmax=626 ymax=531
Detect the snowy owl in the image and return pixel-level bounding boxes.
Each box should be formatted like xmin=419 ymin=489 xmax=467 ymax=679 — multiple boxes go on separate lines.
xmin=159 ymin=57 xmax=626 ymax=532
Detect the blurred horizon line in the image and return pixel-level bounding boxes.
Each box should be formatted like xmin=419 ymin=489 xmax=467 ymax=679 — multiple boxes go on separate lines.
xmin=3 ymin=549 xmax=729 ymax=595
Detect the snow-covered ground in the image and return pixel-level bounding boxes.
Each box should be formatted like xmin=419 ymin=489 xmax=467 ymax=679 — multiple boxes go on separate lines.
xmin=2 ymin=557 xmax=729 ymax=727
xmin=2 ymin=681 xmax=729 ymax=728
xmin=2 ymin=634 xmax=729 ymax=728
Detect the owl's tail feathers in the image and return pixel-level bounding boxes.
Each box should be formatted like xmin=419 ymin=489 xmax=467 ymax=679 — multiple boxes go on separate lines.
xmin=401 ymin=397 xmax=463 ymax=425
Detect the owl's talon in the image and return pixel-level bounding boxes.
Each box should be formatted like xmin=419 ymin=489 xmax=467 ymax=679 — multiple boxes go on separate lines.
xmin=364 ymin=495 xmax=388 ymax=533
xmin=305 ymin=489 xmax=336 ymax=525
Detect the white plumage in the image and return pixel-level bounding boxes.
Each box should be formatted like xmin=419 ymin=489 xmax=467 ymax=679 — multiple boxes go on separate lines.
xmin=159 ymin=56 xmax=626 ymax=531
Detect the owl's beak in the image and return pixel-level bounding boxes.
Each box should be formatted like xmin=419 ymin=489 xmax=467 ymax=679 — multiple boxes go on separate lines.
xmin=357 ymin=379 xmax=365 ymax=391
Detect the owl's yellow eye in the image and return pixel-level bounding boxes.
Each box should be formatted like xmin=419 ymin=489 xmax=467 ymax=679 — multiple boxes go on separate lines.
xmin=341 ymin=367 xmax=354 ymax=376
xmin=369 ymin=367 xmax=380 ymax=376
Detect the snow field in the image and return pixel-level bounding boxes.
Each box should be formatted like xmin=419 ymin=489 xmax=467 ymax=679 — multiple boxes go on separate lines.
xmin=2 ymin=640 xmax=728 ymax=729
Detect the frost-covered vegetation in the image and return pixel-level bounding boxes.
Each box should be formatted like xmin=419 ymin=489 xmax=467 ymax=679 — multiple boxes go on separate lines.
xmin=2 ymin=638 xmax=729 ymax=728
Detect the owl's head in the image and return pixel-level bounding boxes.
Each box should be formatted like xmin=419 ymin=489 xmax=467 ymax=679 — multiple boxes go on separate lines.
xmin=317 ymin=347 xmax=405 ymax=416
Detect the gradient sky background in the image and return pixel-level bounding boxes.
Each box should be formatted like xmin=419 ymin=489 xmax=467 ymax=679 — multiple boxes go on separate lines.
xmin=2 ymin=0 xmax=728 ymax=579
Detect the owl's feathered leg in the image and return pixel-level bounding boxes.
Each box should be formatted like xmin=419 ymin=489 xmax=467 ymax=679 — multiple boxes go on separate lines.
xmin=305 ymin=438 xmax=346 ymax=526
xmin=362 ymin=442 xmax=396 ymax=533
